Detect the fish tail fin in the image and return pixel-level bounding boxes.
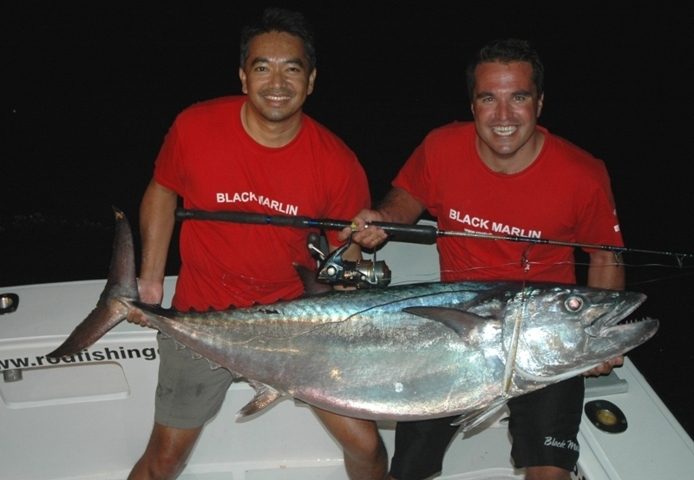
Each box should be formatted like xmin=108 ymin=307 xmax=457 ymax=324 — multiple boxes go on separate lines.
xmin=47 ymin=207 xmax=138 ymax=358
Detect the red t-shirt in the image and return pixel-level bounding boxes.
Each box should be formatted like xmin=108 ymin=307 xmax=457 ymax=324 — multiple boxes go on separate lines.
xmin=394 ymin=122 xmax=623 ymax=283
xmin=155 ymin=96 xmax=370 ymax=310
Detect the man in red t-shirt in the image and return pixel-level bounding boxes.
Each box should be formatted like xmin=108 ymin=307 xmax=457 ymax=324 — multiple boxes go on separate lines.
xmin=348 ymin=39 xmax=625 ymax=480
xmin=129 ymin=8 xmax=387 ymax=479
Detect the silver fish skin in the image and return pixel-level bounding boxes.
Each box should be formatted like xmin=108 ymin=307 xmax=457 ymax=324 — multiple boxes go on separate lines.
xmin=48 ymin=209 xmax=658 ymax=429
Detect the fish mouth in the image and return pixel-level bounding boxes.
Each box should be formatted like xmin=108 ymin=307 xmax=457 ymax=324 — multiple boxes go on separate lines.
xmin=585 ymin=291 xmax=649 ymax=338
xmin=584 ymin=292 xmax=660 ymax=344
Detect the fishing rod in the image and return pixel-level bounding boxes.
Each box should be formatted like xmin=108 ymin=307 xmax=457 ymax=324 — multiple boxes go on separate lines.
xmin=175 ymin=208 xmax=694 ymax=262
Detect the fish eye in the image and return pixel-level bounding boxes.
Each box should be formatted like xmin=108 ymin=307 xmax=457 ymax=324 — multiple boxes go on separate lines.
xmin=564 ymin=295 xmax=584 ymax=312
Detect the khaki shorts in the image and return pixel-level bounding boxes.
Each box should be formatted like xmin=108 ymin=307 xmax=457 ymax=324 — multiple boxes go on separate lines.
xmin=154 ymin=333 xmax=238 ymax=429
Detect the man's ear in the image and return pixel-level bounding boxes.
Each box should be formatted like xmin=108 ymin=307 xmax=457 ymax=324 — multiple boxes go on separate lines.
xmin=239 ymin=67 xmax=248 ymax=94
xmin=307 ymin=68 xmax=317 ymax=95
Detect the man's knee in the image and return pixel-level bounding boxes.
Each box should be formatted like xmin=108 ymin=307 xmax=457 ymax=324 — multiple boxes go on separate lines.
xmin=129 ymin=423 xmax=201 ymax=479
xmin=130 ymin=453 xmax=188 ymax=480
xmin=345 ymin=430 xmax=386 ymax=461
xmin=336 ymin=420 xmax=384 ymax=461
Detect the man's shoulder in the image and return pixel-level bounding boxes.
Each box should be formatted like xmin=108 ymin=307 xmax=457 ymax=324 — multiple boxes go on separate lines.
xmin=301 ymin=114 xmax=355 ymax=156
xmin=543 ymin=128 xmax=608 ymax=176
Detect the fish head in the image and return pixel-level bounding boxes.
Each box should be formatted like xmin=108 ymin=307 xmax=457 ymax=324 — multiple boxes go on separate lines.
xmin=503 ymin=284 xmax=658 ymax=382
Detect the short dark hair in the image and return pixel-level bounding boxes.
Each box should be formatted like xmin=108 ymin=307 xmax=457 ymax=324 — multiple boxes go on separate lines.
xmin=239 ymin=7 xmax=316 ymax=72
xmin=466 ymin=39 xmax=544 ymax=100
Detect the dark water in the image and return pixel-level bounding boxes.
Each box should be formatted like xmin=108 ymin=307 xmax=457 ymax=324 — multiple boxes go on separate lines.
xmin=4 ymin=1 xmax=694 ymax=441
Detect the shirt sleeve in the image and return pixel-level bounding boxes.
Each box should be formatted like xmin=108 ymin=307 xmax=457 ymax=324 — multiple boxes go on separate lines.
xmin=393 ymin=138 xmax=440 ymax=216
xmin=322 ymin=151 xmax=371 ymax=247
xmin=153 ymin=120 xmax=186 ymax=196
xmin=575 ymin=161 xmax=624 ymax=251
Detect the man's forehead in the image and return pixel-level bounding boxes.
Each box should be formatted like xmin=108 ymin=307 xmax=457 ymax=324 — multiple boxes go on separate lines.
xmin=246 ymin=32 xmax=307 ymax=65
xmin=474 ymin=62 xmax=535 ymax=90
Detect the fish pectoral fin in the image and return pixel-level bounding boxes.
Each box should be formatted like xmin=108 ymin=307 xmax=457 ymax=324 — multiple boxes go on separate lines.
xmin=451 ymin=398 xmax=508 ymax=435
xmin=402 ymin=307 xmax=487 ymax=336
xmin=236 ymin=381 xmax=284 ymax=420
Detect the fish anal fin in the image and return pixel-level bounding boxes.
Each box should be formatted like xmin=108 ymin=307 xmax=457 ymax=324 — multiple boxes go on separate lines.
xmin=451 ymin=398 xmax=508 ymax=435
xmin=236 ymin=381 xmax=284 ymax=420
xmin=403 ymin=307 xmax=486 ymax=336
xmin=207 ymin=360 xmax=222 ymax=370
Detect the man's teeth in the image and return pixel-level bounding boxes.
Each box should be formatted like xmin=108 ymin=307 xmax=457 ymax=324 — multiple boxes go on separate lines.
xmin=492 ymin=126 xmax=516 ymax=136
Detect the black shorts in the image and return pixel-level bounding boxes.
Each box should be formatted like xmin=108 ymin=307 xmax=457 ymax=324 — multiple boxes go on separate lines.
xmin=389 ymin=376 xmax=584 ymax=480
xmin=507 ymin=376 xmax=584 ymax=470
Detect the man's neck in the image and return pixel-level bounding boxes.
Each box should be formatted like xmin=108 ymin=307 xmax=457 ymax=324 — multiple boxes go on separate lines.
xmin=478 ymin=130 xmax=545 ymax=174
xmin=241 ymin=102 xmax=303 ymax=148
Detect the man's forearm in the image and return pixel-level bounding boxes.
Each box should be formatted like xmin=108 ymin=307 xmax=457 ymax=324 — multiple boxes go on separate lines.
xmin=587 ymin=250 xmax=625 ymax=290
xmin=376 ymin=188 xmax=425 ymax=224
xmin=139 ymin=180 xmax=178 ymax=285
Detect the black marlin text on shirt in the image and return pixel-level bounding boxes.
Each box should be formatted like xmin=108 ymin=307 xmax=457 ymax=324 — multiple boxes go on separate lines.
xmin=448 ymin=208 xmax=542 ymax=238
xmin=216 ymin=191 xmax=299 ymax=215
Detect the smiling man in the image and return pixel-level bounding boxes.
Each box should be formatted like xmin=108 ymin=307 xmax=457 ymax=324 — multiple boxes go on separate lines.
xmin=129 ymin=8 xmax=386 ymax=480
xmin=347 ymin=38 xmax=625 ymax=480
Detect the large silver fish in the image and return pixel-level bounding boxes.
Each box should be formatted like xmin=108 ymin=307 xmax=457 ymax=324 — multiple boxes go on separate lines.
xmin=48 ymin=209 xmax=658 ymax=429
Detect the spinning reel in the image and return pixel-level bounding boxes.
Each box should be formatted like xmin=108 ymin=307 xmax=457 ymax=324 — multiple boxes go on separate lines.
xmin=307 ymin=233 xmax=391 ymax=288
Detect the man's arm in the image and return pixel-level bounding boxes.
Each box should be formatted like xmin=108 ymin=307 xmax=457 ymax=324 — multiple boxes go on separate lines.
xmin=584 ymin=249 xmax=626 ymax=376
xmin=343 ymin=187 xmax=426 ymax=249
xmin=376 ymin=187 xmax=426 ymax=224
xmin=137 ymin=179 xmax=178 ymax=305
xmin=587 ymin=250 xmax=625 ymax=290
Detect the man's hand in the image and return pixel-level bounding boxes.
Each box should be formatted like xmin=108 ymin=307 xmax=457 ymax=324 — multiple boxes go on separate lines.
xmin=137 ymin=277 xmax=163 ymax=304
xmin=339 ymin=208 xmax=390 ymax=249
xmin=126 ymin=277 xmax=163 ymax=327
xmin=583 ymin=356 xmax=624 ymax=377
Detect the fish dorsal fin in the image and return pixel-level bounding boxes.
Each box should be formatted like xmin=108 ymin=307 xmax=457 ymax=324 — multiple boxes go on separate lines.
xmin=236 ymin=380 xmax=284 ymax=419
xmin=450 ymin=397 xmax=508 ymax=435
xmin=402 ymin=307 xmax=487 ymax=336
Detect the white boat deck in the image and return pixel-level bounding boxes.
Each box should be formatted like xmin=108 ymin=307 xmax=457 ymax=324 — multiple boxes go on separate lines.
xmin=1 ymin=229 xmax=693 ymax=479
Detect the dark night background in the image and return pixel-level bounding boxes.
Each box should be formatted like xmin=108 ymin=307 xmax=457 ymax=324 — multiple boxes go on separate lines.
xmin=4 ymin=2 xmax=694 ymax=440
